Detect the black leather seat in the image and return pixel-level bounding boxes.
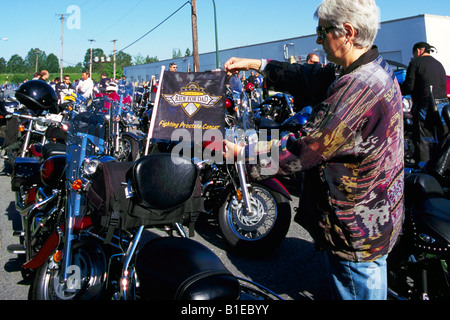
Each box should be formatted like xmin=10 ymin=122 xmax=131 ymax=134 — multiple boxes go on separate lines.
xmin=404 ymin=173 xmax=444 ymax=206
xmin=42 ymin=142 xmax=66 ymax=159
xmin=131 ymin=154 xmax=197 ymax=210
xmin=417 ymin=197 xmax=450 ymax=243
xmin=405 ymin=173 xmax=450 ymax=248
xmin=135 ymin=237 xmax=240 ymax=300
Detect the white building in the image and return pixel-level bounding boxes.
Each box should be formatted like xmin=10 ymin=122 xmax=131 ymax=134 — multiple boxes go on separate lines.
xmin=123 ymin=14 xmax=450 ymax=84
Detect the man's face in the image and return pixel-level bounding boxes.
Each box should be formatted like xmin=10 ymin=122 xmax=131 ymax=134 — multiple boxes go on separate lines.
xmin=169 ymin=65 xmax=177 ymax=71
xmin=64 ymin=76 xmax=70 ymax=84
xmin=81 ymin=73 xmax=88 ymax=80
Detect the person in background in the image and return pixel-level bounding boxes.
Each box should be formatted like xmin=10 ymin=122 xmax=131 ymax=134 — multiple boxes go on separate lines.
xmin=169 ymin=62 xmax=178 ymax=72
xmin=223 ymin=0 xmax=404 ymax=300
xmin=401 ymin=42 xmax=449 ymax=165
xmin=55 ymin=75 xmax=73 ymax=103
xmin=99 ymin=72 xmax=110 ymax=93
xmin=38 ymin=70 xmax=49 ymax=82
xmin=76 ymin=71 xmax=94 ymax=100
xmin=306 ymin=52 xmax=321 ymax=64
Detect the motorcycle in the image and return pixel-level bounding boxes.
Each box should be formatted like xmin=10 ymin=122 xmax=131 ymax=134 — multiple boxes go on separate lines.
xmin=388 ymin=172 xmax=450 ymax=300
xmin=93 ymin=85 xmax=141 ymax=162
xmin=387 ymin=104 xmax=450 ymax=300
xmin=253 ymin=92 xmax=296 ymax=125
xmin=204 ymin=76 xmax=293 ymax=255
xmin=149 ymin=75 xmax=292 ymax=256
xmin=11 ymin=87 xmax=281 ymax=300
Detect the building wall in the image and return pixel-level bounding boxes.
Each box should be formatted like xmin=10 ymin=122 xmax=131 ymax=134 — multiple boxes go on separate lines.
xmin=124 ymin=14 xmax=450 ymax=84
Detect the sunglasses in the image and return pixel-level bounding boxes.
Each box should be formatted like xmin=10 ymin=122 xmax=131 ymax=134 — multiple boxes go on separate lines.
xmin=316 ymin=25 xmax=337 ymax=40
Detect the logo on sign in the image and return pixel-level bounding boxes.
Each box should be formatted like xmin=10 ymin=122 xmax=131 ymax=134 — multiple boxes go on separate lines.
xmin=162 ymin=82 xmax=222 ymax=117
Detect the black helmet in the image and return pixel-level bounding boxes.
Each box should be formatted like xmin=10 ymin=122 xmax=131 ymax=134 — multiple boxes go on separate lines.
xmin=15 ymin=80 xmax=57 ymax=116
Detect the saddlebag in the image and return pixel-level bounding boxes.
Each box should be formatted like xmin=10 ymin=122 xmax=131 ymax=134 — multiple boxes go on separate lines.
xmin=11 ymin=157 xmax=41 ymax=192
xmin=87 ymin=154 xmax=203 ymax=243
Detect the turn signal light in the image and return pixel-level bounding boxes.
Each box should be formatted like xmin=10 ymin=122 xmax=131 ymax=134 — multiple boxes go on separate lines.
xmin=72 ymin=179 xmax=83 ymax=190
xmin=236 ymin=189 xmax=242 ymax=201
xmin=53 ymin=250 xmax=63 ymax=263
xmin=18 ymin=124 xmax=25 ymax=132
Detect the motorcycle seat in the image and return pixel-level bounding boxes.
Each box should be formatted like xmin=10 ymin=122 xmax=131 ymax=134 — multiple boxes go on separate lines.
xmin=131 ymin=154 xmax=198 ymax=210
xmin=258 ymin=117 xmax=281 ymax=130
xmin=42 ymin=142 xmax=66 ymax=159
xmin=135 ymin=236 xmax=240 ymax=300
xmin=404 ymin=173 xmax=444 ymax=206
xmin=417 ymin=197 xmax=450 ymax=243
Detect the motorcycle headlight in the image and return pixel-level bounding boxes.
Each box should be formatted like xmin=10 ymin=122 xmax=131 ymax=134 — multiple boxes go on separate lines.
xmin=34 ymin=121 xmax=48 ymax=132
xmin=125 ymin=112 xmax=136 ymax=125
xmin=81 ymin=156 xmax=100 ymax=176
xmin=402 ymin=96 xmax=412 ymax=113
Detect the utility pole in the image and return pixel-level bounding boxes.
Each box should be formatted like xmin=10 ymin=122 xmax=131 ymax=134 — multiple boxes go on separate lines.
xmin=56 ymin=14 xmax=68 ymax=80
xmin=34 ymin=49 xmax=41 ymax=73
xmin=88 ymin=39 xmax=95 ymax=75
xmin=111 ymin=39 xmax=117 ymax=80
xmin=191 ymin=0 xmax=199 ymax=72
xmin=212 ymin=0 xmax=219 ymax=69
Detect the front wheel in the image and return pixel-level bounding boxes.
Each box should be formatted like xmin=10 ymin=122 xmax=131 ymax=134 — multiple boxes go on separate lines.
xmin=117 ymin=134 xmax=139 ymax=161
xmin=218 ymin=184 xmax=291 ymax=256
xmin=29 ymin=240 xmax=107 ymax=300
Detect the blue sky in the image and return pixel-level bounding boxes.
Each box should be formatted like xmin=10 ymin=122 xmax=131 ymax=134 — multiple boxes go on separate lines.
xmin=1 ymin=0 xmax=449 ymax=67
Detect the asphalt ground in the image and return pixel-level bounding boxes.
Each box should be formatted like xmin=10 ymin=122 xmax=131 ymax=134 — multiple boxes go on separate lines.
xmin=0 ymin=156 xmax=331 ymax=301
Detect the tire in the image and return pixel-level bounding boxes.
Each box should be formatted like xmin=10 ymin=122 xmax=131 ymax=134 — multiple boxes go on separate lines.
xmin=117 ymin=134 xmax=139 ymax=161
xmin=218 ymin=184 xmax=291 ymax=256
xmin=29 ymin=241 xmax=106 ymax=300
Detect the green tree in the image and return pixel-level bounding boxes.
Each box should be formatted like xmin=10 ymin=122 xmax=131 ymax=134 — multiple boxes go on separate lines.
xmin=185 ymin=48 xmax=192 ymax=57
xmin=145 ymin=55 xmax=159 ymax=63
xmin=83 ymin=48 xmax=105 ymax=72
xmin=64 ymin=62 xmax=84 ymax=74
xmin=24 ymin=48 xmax=46 ymax=73
xmin=0 ymin=57 xmax=6 ymax=73
xmin=172 ymin=49 xmax=182 ymax=59
xmin=44 ymin=53 xmax=60 ymax=73
xmin=133 ymin=53 xmax=146 ymax=65
xmin=7 ymin=54 xmax=25 ymax=73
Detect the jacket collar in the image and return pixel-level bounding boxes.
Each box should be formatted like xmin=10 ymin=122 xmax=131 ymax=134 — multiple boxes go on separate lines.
xmin=340 ymin=46 xmax=379 ymax=77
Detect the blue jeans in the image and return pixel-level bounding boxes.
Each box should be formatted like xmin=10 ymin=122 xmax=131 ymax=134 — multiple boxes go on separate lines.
xmin=325 ymin=252 xmax=388 ymax=300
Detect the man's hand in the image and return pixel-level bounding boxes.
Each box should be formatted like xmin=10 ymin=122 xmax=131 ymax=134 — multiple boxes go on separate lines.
xmin=223 ymin=140 xmax=244 ymax=161
xmin=224 ymin=57 xmax=262 ymax=76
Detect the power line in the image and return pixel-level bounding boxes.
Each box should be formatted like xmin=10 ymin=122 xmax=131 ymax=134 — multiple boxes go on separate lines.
xmin=117 ymin=1 xmax=191 ymax=54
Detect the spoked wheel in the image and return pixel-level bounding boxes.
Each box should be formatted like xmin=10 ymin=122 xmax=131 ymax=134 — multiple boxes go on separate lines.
xmin=117 ymin=135 xmax=139 ymax=161
xmin=218 ymin=184 xmax=291 ymax=256
xmin=29 ymin=241 xmax=106 ymax=300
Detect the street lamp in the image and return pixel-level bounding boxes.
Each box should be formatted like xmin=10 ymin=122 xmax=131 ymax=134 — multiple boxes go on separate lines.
xmin=212 ymin=0 xmax=219 ymax=69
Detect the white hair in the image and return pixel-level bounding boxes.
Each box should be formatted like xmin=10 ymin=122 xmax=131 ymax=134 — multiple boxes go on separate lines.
xmin=314 ymin=0 xmax=380 ymax=49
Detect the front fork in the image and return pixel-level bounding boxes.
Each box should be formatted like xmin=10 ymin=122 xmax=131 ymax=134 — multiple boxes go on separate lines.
xmin=236 ymin=160 xmax=254 ymax=215
xmin=60 ymin=136 xmax=87 ymax=284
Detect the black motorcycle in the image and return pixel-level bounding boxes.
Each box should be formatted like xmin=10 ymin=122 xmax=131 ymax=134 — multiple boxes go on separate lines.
xmin=149 ymin=76 xmax=293 ymax=256
xmin=387 ymin=104 xmax=450 ymax=300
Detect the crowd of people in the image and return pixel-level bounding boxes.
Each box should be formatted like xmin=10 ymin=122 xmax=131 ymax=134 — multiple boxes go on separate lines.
xmin=10 ymin=70 xmax=132 ymax=104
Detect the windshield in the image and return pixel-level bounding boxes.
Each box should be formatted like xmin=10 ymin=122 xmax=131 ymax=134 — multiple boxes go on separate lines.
xmin=65 ymin=97 xmax=109 ymax=185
